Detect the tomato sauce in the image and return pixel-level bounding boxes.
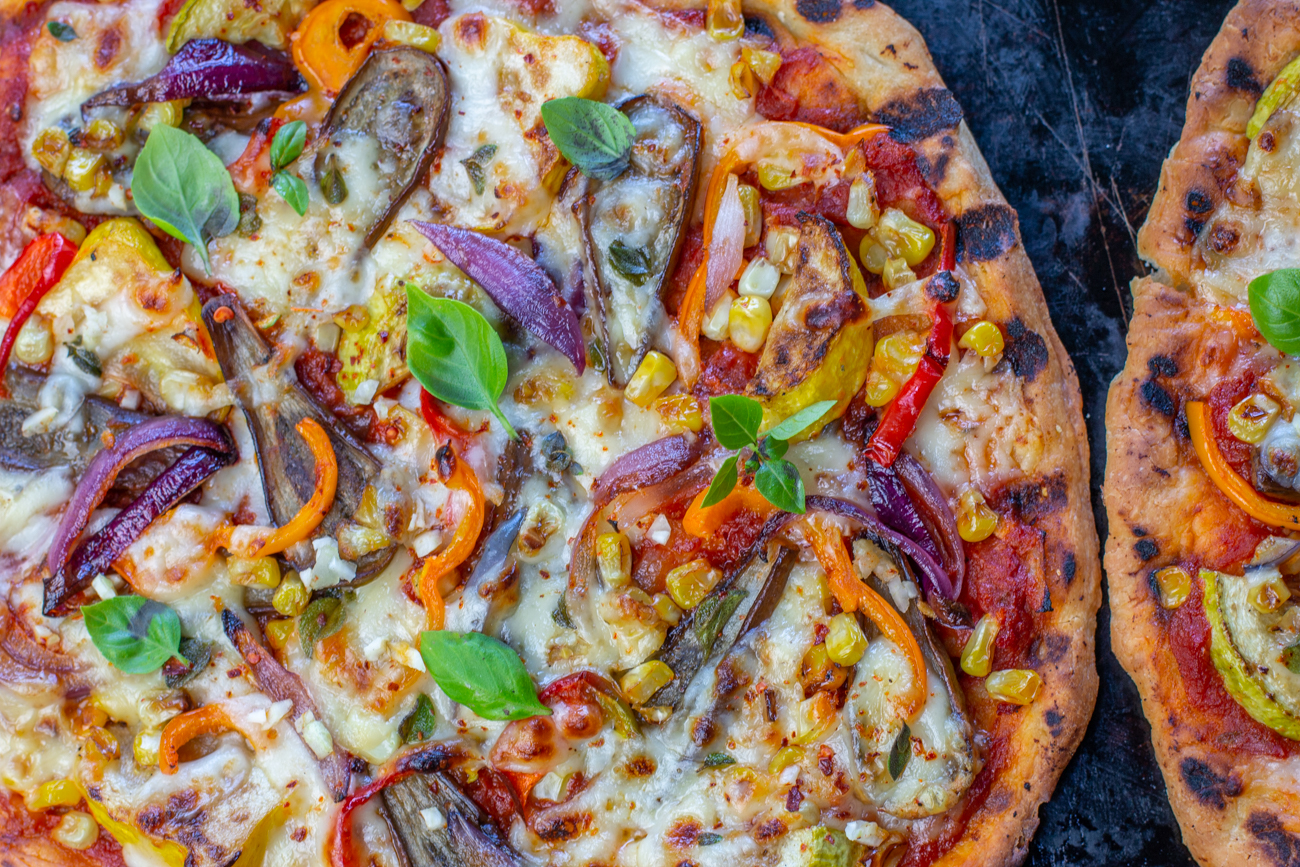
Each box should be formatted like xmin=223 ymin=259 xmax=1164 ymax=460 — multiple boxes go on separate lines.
xmin=960 ymin=518 xmax=1045 ymax=667
xmin=755 ymin=47 xmax=868 ymax=133
xmin=0 ymin=791 xmax=128 ymax=867
xmin=693 ymin=342 xmax=758 ymax=398
xmin=1208 ymin=373 xmax=1259 ymax=479
xmin=293 ymin=348 xmax=379 ymax=441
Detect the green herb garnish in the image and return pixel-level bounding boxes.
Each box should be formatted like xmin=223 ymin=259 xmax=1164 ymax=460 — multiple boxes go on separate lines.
xmin=131 ymin=124 xmax=239 ymax=274
xmin=405 ymin=287 xmax=518 ymax=439
xmin=888 ymin=723 xmax=912 ymax=780
xmin=418 ymin=631 xmax=550 ymax=721
xmin=298 ymin=596 xmax=344 ymax=659
xmin=608 ymin=239 xmax=652 ymax=285
xmin=460 ymin=144 xmax=498 ymax=196
xmin=539 ymin=97 xmax=635 ymax=181
xmin=694 ymin=589 xmax=746 ymax=655
xmin=83 ymin=596 xmax=186 ymax=674
xmin=47 ymin=21 xmax=76 ymax=41
xmin=268 ymin=120 xmax=308 ymax=216
xmin=1249 ymin=269 xmax=1300 ymax=356
xmin=164 ymin=636 xmax=212 ymax=688
xmin=703 ymin=752 xmax=736 ymax=768
xmin=698 ymin=832 xmax=723 ymax=846
xmin=66 ymin=339 xmax=102 ymax=377
xmin=399 ymin=693 xmax=438 ymax=743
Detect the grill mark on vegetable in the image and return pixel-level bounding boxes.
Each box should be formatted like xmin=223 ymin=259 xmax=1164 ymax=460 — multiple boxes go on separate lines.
xmin=1180 ymin=757 xmax=1241 ymax=810
xmin=872 ymin=88 xmax=963 ymax=143
xmin=1001 ymin=317 xmax=1048 ymax=381
xmin=794 ymin=0 xmax=842 ymax=23
xmin=1140 ymin=379 xmax=1177 ymax=417
xmin=956 ymin=203 xmax=1018 ymax=262
xmin=1226 ymin=57 xmax=1262 ymax=95
xmin=1246 ymin=811 xmax=1300 ymax=867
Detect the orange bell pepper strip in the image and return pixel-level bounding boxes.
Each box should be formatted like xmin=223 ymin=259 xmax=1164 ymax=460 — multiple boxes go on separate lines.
xmin=253 ymin=418 xmax=339 ymax=556
xmin=682 ymin=482 xmax=776 ymax=538
xmin=418 ymin=443 xmax=484 ymax=630
xmin=1187 ymin=400 xmax=1300 ymax=528
xmin=805 ymin=517 xmax=929 ymax=721
xmin=159 ymin=705 xmax=265 ymax=775
xmin=291 ymin=0 xmax=411 ymax=95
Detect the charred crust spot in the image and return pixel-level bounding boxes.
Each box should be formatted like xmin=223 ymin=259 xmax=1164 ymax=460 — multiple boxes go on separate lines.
xmin=1181 ymin=757 xmax=1242 ymax=810
xmin=1030 ymin=631 xmax=1069 ymax=665
xmin=743 ymin=15 xmax=775 ymax=38
xmin=1147 ymin=354 xmax=1178 ymax=378
xmin=992 ymin=472 xmax=1067 ymax=522
xmin=926 ymin=270 xmax=959 ymax=302
xmin=956 ymin=204 xmax=1019 ymax=262
xmin=625 ymin=755 xmax=657 ymax=777
xmin=1040 ymin=585 xmax=1053 ymax=612
xmin=795 ymin=0 xmax=842 ymax=22
xmin=1227 ymin=57 xmax=1263 ymax=95
xmin=1044 ymin=707 xmax=1065 ymax=738
xmin=1209 ymin=221 xmax=1242 ymax=255
xmin=1062 ymin=551 xmax=1077 ymax=585
xmin=1185 ymin=216 xmax=1207 ymax=236
xmin=853 ymin=0 xmax=874 ymax=7
xmin=455 ymin=13 xmax=487 ymax=48
xmin=1260 ymin=130 xmax=1278 ymax=153
xmin=95 ymin=27 xmax=122 ymax=71
xmin=916 ymin=151 xmax=951 ymax=187
xmin=1246 ymin=812 xmax=1300 ymax=867
xmin=1185 ymin=190 xmax=1215 ymax=215
xmin=873 ymin=88 xmax=963 ymax=143
xmin=1135 ymin=538 xmax=1159 ymax=561
xmin=1001 ymin=317 xmax=1048 ymax=381
xmin=1140 ymin=379 xmax=1177 ymax=417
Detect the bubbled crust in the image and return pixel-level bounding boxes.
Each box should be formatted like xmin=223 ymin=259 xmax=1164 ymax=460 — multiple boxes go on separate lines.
xmin=1137 ymin=0 xmax=1300 ymax=285
xmin=1104 ymin=280 xmax=1300 ymax=867
xmin=658 ymin=2 xmax=1102 ymax=865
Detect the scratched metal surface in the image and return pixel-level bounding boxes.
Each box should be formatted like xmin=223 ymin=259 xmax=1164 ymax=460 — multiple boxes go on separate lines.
xmin=884 ymin=0 xmax=1237 ymax=864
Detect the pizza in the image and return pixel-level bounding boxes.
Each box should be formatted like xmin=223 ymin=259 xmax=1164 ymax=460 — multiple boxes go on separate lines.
xmin=1105 ymin=1 xmax=1300 ymax=863
xmin=0 ymin=1 xmax=1098 ymax=865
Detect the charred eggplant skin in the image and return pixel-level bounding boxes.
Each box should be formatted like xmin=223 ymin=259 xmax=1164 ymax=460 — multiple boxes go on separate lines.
xmin=314 ymin=47 xmax=451 ymax=248
xmin=584 ymin=94 xmax=701 ymax=385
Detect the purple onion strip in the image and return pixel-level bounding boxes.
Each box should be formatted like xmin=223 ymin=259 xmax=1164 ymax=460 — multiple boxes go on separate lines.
xmin=81 ymin=39 xmax=306 ymax=114
xmin=410 ymin=221 xmax=586 ymax=374
xmin=894 ymin=451 xmax=965 ymax=593
xmin=866 ymin=459 xmax=942 ymax=564
xmin=589 ymin=434 xmax=701 ymax=508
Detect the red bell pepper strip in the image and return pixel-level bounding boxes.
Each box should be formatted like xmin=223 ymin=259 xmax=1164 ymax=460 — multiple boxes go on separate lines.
xmin=865 ymin=221 xmax=956 ymax=467
xmin=330 ymin=768 xmax=417 ymax=867
xmin=0 ymin=234 xmax=79 ymax=396
xmin=420 ymin=388 xmax=471 ymax=446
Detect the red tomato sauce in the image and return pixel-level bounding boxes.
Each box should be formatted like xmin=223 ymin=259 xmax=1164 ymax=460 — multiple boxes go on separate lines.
xmin=960 ymin=518 xmax=1045 ymax=667
xmin=755 ymin=46 xmax=868 ymax=133
xmin=0 ymin=791 xmax=128 ymax=867
xmin=1208 ymin=373 xmax=1259 ymax=479
xmin=693 ymin=342 xmax=759 ymax=398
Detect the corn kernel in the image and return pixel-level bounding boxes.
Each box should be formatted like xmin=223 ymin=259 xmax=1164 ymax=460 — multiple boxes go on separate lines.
xmin=272 ymin=573 xmax=310 ymax=617
xmin=382 ymin=20 xmax=441 ymax=53
xmin=959 ymin=320 xmax=1005 ymax=359
xmin=53 ymin=811 xmax=98 ymax=850
xmin=136 ymin=100 xmax=186 ymax=134
xmin=1229 ymin=394 xmax=1281 ymax=444
xmin=729 ymin=60 xmax=756 ymax=99
xmin=1249 ymin=572 xmax=1292 ymax=613
xmin=32 ymin=128 xmax=71 ymax=175
xmin=800 ymin=643 xmax=848 ymax=694
xmin=702 ymin=291 xmax=734 ymax=341
xmin=876 ymin=209 xmax=936 ymax=266
xmin=597 ymin=532 xmax=632 ymax=590
xmin=706 ymin=0 xmax=743 ymax=40
xmin=265 ymin=618 xmax=296 ymax=650
xmin=625 ymin=351 xmax=677 ymax=408
xmin=863 ymin=369 xmax=900 ymax=407
xmin=766 ymin=226 xmax=800 ymax=273
xmin=882 ymin=257 xmax=916 ymax=290
xmin=846 ymin=174 xmax=879 ymax=230
xmin=957 ymin=489 xmax=998 ymax=543
xmin=756 ymin=160 xmax=801 ymax=191
xmin=1153 ymin=566 xmax=1191 ymax=610
xmin=653 ymin=394 xmax=703 ymax=433
xmin=985 ymin=669 xmax=1042 ymax=706
xmin=825 ymin=612 xmax=867 ymax=666
xmin=82 ymin=119 xmax=124 ymax=151
xmin=27 ymin=780 xmax=81 ymax=811
xmin=620 ymin=660 xmax=674 ymax=705
xmin=738 ymin=183 xmax=762 ymax=248
xmin=742 ymin=46 xmax=782 ymax=85
xmin=652 ymin=593 xmax=682 ymax=626
xmin=792 ymin=691 xmax=838 ymax=744
xmin=64 ymin=148 xmax=106 ymax=193
xmin=133 ymin=728 xmax=162 ymax=767
xmin=768 ymin=745 xmax=802 ymax=775
xmin=860 ymin=238 xmax=889 ymax=275
xmin=738 ymin=257 xmax=780 ymax=299
xmin=13 ymin=315 xmax=53 ymax=365
xmin=666 ymin=558 xmax=722 ymax=610
xmin=228 ymin=556 xmax=281 ymax=588
xmin=729 ymin=295 xmax=772 ymax=353
xmin=960 ymin=614 xmax=1000 ymax=677
xmin=874 ymin=331 xmax=926 ymax=380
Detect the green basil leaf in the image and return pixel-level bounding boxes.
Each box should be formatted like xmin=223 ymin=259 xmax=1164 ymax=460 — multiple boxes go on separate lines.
xmin=271 ymin=171 xmax=309 ymax=216
xmin=888 ymin=722 xmax=912 ymax=780
xmin=608 ymin=240 xmax=652 ymax=285
xmin=762 ymin=435 xmax=788 ymax=462
xmin=399 ymin=693 xmax=438 ymax=743
xmin=701 ymin=454 xmax=739 ymax=508
xmin=131 ymin=124 xmax=239 ymax=274
xmin=703 ymin=752 xmax=736 ymax=768
xmin=1249 ymin=269 xmax=1300 ymax=356
xmin=299 ymin=596 xmax=344 ymax=659
xmin=418 ymin=631 xmax=550 ymax=721
xmin=83 ymin=596 xmax=185 ymax=674
xmin=709 ymin=394 xmax=762 ymax=450
xmin=269 ymin=120 xmax=306 ymax=170
xmin=765 ymin=399 xmax=837 ymax=443
xmin=539 ymin=97 xmax=635 ymax=181
xmin=47 ymin=21 xmax=76 ymax=41
xmin=406 ymin=287 xmax=518 ymax=439
xmin=460 ymin=144 xmax=497 ymax=196
xmin=755 ymin=458 xmax=805 ymax=514
xmin=66 ymin=340 xmax=102 ymax=377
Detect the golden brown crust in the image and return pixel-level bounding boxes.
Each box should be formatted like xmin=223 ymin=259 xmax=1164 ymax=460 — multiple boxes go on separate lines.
xmin=734 ymin=2 xmax=1102 ymax=864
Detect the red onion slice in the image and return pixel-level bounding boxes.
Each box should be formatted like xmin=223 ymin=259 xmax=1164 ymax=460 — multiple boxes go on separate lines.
xmin=81 ymin=40 xmax=306 ymax=114
xmin=44 ymin=444 xmax=235 ymax=616
xmin=47 ymin=417 xmax=233 ymax=577
xmin=894 ymin=451 xmax=965 ymax=594
xmin=589 ymin=433 xmax=701 ymax=508
xmin=410 ymin=221 xmax=586 ymax=374
xmin=705 ymin=173 xmax=745 ymax=311
xmin=866 ymin=459 xmax=943 ymax=565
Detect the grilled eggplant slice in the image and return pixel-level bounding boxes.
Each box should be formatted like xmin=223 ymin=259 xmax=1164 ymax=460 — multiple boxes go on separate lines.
xmin=383 ymin=770 xmax=524 ymax=867
xmin=314 ymin=47 xmax=450 ymax=247
xmin=202 ymin=295 xmax=396 ymax=580
xmin=584 ymin=94 xmax=701 ymax=385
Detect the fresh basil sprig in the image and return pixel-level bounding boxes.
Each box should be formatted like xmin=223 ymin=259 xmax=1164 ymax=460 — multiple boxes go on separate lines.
xmin=406 ymin=286 xmax=518 ymax=439
xmin=702 ymin=395 xmax=836 ymax=514
xmin=418 ymin=631 xmax=550 ymax=721
xmin=131 ymin=124 xmax=239 ymax=274
xmin=269 ymin=120 xmax=309 ymax=217
xmin=539 ymin=97 xmax=636 ymax=181
xmin=1249 ymin=269 xmax=1300 ymax=356
xmin=83 ymin=596 xmax=187 ymax=674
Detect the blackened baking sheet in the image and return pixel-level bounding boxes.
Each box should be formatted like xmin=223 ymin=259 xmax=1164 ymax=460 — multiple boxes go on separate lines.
xmin=885 ymin=0 xmax=1238 ymax=864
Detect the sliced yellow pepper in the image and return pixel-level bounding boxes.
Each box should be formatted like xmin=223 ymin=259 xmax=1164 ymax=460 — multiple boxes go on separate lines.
xmin=72 ymin=218 xmax=172 ymax=273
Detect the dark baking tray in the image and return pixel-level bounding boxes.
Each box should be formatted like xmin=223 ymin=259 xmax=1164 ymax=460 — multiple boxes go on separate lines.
xmin=886 ymin=0 xmax=1238 ymax=863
